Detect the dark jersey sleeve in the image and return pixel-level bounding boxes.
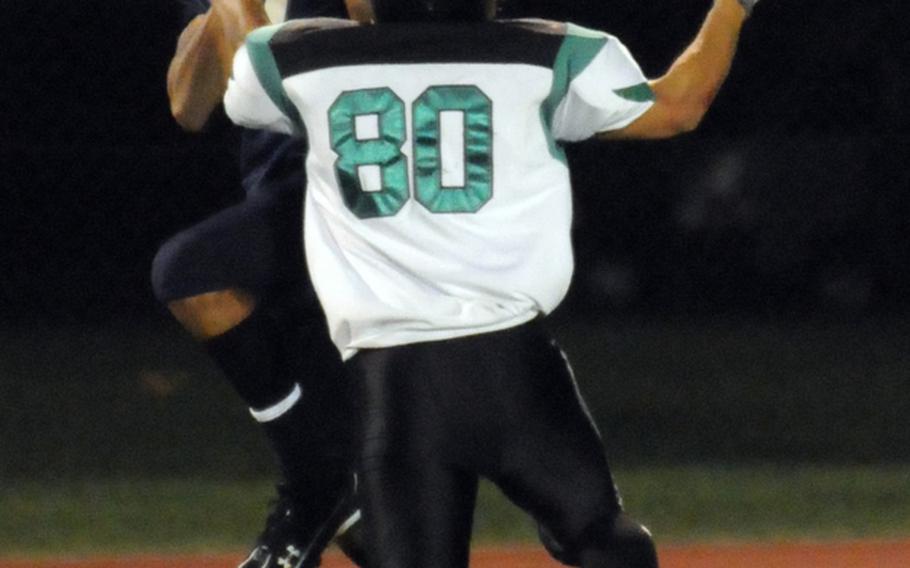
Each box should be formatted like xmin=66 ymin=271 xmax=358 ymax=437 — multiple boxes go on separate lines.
xmin=285 ymin=0 xmax=347 ymax=19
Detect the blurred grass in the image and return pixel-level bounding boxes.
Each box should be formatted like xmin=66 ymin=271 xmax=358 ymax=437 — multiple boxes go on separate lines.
xmin=0 ymin=317 xmax=277 ymax=480
xmin=3 ymin=466 xmax=910 ymax=557
xmin=550 ymin=314 xmax=910 ymax=463
xmin=480 ymin=464 xmax=910 ymax=544
xmin=2 ymin=314 xmax=909 ymax=481
xmin=2 ymin=315 xmax=910 ymax=557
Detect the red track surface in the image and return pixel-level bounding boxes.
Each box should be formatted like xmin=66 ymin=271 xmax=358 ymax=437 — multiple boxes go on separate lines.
xmin=4 ymin=540 xmax=910 ymax=568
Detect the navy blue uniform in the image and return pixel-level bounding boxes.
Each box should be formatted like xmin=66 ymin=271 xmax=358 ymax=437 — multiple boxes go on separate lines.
xmin=152 ymin=3 xmax=370 ymax=567
xmin=151 ymin=135 xmax=310 ymax=305
xmin=153 ymin=0 xmax=342 ymax=305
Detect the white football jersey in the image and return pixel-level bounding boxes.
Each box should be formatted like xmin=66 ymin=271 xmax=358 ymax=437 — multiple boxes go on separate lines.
xmin=225 ymin=18 xmax=654 ymax=359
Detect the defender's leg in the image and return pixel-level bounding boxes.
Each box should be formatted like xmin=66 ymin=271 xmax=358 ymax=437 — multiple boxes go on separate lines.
xmin=166 ymin=288 xmax=255 ymax=341
xmin=151 ymin=198 xmax=361 ymax=567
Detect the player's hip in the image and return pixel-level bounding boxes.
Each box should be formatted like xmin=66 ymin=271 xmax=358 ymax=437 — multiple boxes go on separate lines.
xmin=345 ymin=318 xmax=599 ymax=469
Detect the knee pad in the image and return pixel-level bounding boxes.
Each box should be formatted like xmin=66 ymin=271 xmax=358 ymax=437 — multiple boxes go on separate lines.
xmin=151 ymin=201 xmax=284 ymax=303
xmin=151 ymin=226 xmax=263 ymax=303
xmin=150 ymin=233 xmax=193 ymax=304
xmin=150 ymin=229 xmax=226 ymax=304
xmin=541 ymin=513 xmax=658 ymax=568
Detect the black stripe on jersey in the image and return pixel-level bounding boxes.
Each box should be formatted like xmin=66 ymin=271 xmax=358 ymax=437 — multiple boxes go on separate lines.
xmin=269 ymin=20 xmax=568 ymax=78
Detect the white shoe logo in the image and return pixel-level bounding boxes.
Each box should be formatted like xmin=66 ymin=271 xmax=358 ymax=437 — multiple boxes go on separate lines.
xmin=277 ymin=545 xmax=302 ymax=568
xmin=238 ymin=550 xmax=269 ymax=568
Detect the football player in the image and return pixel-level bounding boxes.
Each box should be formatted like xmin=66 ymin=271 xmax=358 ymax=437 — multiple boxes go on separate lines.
xmin=224 ymin=0 xmax=760 ymax=566
xmin=153 ymin=1 xmax=373 ymax=567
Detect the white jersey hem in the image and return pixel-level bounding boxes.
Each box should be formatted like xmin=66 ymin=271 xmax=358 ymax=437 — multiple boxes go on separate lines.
xmin=340 ymin=310 xmax=541 ymax=361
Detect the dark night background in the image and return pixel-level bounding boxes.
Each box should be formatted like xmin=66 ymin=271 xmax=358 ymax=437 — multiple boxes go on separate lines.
xmin=2 ymin=1 xmax=910 ymax=479
xmin=2 ymin=0 xmax=908 ymax=322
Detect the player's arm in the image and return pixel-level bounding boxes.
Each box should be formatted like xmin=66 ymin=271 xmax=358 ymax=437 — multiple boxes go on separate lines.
xmin=343 ymin=0 xmax=373 ymax=23
xmin=601 ymin=0 xmax=752 ymax=140
xmin=167 ymin=0 xmax=270 ymax=132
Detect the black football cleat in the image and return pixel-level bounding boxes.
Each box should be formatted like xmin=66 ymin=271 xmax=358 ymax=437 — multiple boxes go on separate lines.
xmin=333 ymin=504 xmax=368 ymax=567
xmin=238 ymin=476 xmax=363 ymax=568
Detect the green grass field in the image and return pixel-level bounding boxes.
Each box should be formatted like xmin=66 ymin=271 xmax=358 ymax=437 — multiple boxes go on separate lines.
xmin=4 ymin=465 xmax=910 ymax=557
xmin=3 ymin=315 xmax=909 ymax=557
xmin=3 ymin=314 xmax=909 ymax=480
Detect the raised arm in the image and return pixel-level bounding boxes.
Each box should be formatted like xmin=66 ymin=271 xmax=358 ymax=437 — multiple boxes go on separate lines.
xmin=602 ymin=0 xmax=754 ymax=140
xmin=167 ymin=0 xmax=270 ymax=132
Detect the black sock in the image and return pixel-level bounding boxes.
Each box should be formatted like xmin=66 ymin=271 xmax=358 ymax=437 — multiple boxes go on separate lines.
xmin=264 ymin=308 xmax=356 ymax=502
xmin=258 ymin=392 xmax=352 ymax=514
xmin=203 ymin=306 xmax=294 ymax=410
xmin=204 ymin=303 xmax=354 ymax=498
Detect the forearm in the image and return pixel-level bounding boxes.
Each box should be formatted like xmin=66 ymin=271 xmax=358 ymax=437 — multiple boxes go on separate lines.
xmin=166 ymin=0 xmax=270 ymax=131
xmin=600 ymin=0 xmax=748 ymax=140
xmin=650 ymin=0 xmax=747 ymax=131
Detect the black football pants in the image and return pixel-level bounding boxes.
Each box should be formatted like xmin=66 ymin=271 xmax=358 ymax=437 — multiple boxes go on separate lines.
xmin=346 ymin=320 xmax=626 ymax=568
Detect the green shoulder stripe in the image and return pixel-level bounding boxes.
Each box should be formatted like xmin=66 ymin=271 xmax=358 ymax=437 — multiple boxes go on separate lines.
xmin=540 ymin=23 xmax=607 ymax=163
xmin=562 ymin=24 xmax=654 ymax=103
xmin=245 ymin=24 xmax=304 ymax=132
xmin=614 ymin=83 xmax=655 ymax=103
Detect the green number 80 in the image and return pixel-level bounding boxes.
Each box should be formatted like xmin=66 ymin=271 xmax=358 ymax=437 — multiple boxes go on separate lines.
xmin=329 ymin=85 xmax=493 ymax=219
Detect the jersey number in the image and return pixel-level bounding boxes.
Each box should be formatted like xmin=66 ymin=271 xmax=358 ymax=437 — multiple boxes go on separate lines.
xmin=329 ymin=86 xmax=493 ymax=219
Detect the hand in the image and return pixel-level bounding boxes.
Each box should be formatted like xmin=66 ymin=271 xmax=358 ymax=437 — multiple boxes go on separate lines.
xmin=345 ymin=0 xmax=374 ymax=23
xmin=211 ymin=0 xmax=271 ymax=48
xmin=167 ymin=0 xmax=269 ymax=132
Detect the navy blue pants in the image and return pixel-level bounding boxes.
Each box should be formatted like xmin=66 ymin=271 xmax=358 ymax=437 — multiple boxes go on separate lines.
xmin=150 ymin=186 xmax=310 ymax=305
xmin=155 ymin=0 xmax=345 ymax=303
